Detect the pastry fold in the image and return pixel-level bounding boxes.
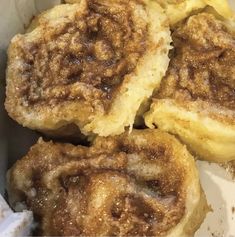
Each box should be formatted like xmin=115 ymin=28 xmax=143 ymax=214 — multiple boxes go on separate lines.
xmin=5 ymin=0 xmax=171 ymax=136
xmin=145 ymin=13 xmax=235 ymax=162
xmin=7 ymin=129 xmax=208 ymax=237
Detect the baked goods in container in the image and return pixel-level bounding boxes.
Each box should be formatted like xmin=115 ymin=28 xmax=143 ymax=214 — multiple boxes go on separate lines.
xmin=5 ymin=0 xmax=171 ymax=137
xmin=145 ymin=12 xmax=235 ymax=162
xmin=155 ymin=0 xmax=232 ymax=25
xmin=7 ymin=129 xmax=208 ymax=236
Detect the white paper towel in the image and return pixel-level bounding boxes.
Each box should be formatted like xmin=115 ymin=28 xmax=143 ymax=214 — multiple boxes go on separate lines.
xmin=0 ymin=194 xmax=33 ymax=237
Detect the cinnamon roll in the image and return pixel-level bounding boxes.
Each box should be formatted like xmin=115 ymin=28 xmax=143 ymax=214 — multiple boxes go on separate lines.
xmin=5 ymin=0 xmax=171 ymax=137
xmin=155 ymin=0 xmax=232 ymax=25
xmin=7 ymin=129 xmax=208 ymax=236
xmin=145 ymin=12 xmax=235 ymax=162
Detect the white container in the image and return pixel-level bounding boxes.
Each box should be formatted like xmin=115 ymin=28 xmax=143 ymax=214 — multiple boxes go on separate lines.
xmin=0 ymin=0 xmax=235 ymax=236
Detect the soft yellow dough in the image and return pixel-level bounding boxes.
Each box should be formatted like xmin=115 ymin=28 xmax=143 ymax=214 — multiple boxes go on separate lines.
xmin=155 ymin=0 xmax=232 ymax=25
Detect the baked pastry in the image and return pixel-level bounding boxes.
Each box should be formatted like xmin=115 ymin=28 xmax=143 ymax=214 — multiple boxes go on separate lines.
xmin=7 ymin=129 xmax=208 ymax=236
xmin=155 ymin=0 xmax=232 ymax=25
xmin=145 ymin=12 xmax=235 ymax=162
xmin=5 ymin=0 xmax=171 ymax=137
xmin=133 ymin=0 xmax=232 ymax=127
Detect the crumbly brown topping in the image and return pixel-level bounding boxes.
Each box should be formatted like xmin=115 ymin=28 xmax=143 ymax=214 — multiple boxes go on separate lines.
xmin=17 ymin=0 xmax=147 ymax=107
xmin=8 ymin=130 xmax=186 ymax=236
xmin=157 ymin=13 xmax=235 ymax=110
xmin=221 ymin=160 xmax=235 ymax=179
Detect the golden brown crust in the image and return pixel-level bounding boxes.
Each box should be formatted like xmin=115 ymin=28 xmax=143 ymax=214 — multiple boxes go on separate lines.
xmin=7 ymin=129 xmax=207 ymax=236
xmin=5 ymin=0 xmax=171 ymax=136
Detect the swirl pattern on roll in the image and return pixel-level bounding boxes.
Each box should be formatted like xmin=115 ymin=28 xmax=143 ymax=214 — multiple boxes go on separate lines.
xmin=7 ymin=129 xmax=207 ymax=236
